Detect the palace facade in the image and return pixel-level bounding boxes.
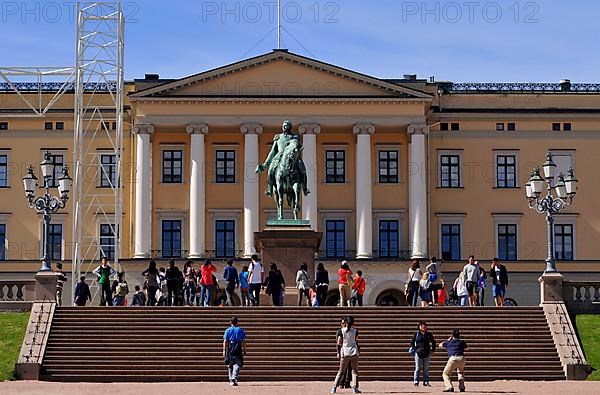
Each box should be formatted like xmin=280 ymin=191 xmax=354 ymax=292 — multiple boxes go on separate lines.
xmin=1 ymin=50 xmax=599 ymax=305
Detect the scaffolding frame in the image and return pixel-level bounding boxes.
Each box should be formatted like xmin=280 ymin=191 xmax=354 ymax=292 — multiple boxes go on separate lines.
xmin=72 ymin=2 xmax=124 ymax=299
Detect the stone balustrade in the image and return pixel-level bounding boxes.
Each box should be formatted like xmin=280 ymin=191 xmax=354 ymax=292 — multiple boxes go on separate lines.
xmin=562 ymin=281 xmax=600 ymax=314
xmin=0 ymin=280 xmax=36 ymax=301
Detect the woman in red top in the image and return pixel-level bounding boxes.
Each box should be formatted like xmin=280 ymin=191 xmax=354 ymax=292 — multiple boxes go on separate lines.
xmin=200 ymin=259 xmax=217 ymax=307
xmin=337 ymin=261 xmax=353 ymax=307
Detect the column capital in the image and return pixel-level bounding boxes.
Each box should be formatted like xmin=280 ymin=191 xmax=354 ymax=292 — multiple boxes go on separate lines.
xmin=353 ymin=123 xmax=375 ymax=135
xmin=298 ymin=123 xmax=321 ymax=135
xmin=132 ymin=123 xmax=154 ymax=135
xmin=407 ymin=124 xmax=429 ymax=135
xmin=186 ymin=123 xmax=208 ymax=135
xmin=240 ymin=123 xmax=263 ymax=135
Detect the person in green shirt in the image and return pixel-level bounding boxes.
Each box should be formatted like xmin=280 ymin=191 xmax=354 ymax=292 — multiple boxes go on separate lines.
xmin=93 ymin=257 xmax=116 ymax=306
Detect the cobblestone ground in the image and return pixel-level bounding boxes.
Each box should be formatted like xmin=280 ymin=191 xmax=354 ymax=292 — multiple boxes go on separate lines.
xmin=1 ymin=381 xmax=598 ymax=395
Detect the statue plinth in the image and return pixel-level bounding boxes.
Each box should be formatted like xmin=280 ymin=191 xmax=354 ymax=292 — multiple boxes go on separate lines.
xmin=254 ymin=223 xmax=322 ymax=305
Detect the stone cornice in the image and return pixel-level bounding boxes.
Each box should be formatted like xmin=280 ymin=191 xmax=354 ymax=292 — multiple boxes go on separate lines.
xmin=186 ymin=123 xmax=208 ymax=135
xmin=353 ymin=123 xmax=376 ymax=135
xmin=131 ymin=97 xmax=429 ymax=105
xmin=132 ymin=124 xmax=154 ymax=135
xmin=298 ymin=123 xmax=321 ymax=135
xmin=240 ymin=123 xmax=263 ymax=135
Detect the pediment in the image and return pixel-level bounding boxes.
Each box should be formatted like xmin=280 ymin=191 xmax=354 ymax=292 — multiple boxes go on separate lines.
xmin=130 ymin=51 xmax=431 ymax=100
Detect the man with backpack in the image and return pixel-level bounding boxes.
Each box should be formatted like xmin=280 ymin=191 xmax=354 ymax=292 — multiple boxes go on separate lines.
xmin=426 ymin=257 xmax=444 ymax=305
xmin=223 ymin=259 xmax=239 ymax=306
xmin=131 ymin=285 xmax=147 ymax=306
xmin=111 ymin=272 xmax=129 ymax=306
xmin=223 ymin=317 xmax=247 ymax=386
xmin=410 ymin=321 xmax=436 ymax=387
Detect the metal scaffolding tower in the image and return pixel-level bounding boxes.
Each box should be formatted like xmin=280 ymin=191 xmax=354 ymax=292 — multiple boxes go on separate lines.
xmin=72 ymin=2 xmax=125 ymax=295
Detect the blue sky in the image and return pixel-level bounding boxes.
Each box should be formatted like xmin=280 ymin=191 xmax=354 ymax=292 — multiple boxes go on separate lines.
xmin=1 ymin=0 xmax=598 ymax=82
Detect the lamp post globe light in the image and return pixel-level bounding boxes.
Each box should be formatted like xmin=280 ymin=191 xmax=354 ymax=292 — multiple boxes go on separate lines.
xmin=525 ymin=153 xmax=578 ymax=273
xmin=22 ymin=151 xmax=72 ymax=272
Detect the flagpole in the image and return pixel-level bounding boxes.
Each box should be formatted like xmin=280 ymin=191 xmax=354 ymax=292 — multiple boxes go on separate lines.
xmin=277 ymin=0 xmax=281 ymax=49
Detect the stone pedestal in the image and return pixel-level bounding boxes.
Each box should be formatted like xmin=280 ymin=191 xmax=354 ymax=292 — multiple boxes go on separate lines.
xmin=254 ymin=223 xmax=322 ymax=300
xmin=34 ymin=271 xmax=59 ymax=302
xmin=539 ymin=272 xmax=564 ymax=304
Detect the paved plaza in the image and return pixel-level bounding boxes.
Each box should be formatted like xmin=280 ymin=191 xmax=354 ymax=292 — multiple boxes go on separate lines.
xmin=1 ymin=380 xmax=598 ymax=395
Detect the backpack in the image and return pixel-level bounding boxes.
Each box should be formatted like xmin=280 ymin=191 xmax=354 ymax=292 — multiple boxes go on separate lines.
xmin=116 ymin=282 xmax=129 ymax=296
xmin=428 ymin=263 xmax=438 ymax=282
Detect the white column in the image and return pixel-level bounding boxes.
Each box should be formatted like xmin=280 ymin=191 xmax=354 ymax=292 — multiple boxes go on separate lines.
xmin=353 ymin=123 xmax=375 ymax=259
xmin=408 ymin=124 xmax=429 ymax=259
xmin=132 ymin=124 xmax=154 ymax=259
xmin=299 ymin=123 xmax=320 ymax=229
xmin=241 ymin=123 xmax=263 ymax=257
xmin=187 ymin=123 xmax=208 ymax=259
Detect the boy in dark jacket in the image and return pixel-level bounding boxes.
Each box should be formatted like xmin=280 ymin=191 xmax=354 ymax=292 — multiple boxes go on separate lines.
xmin=411 ymin=321 xmax=436 ymax=386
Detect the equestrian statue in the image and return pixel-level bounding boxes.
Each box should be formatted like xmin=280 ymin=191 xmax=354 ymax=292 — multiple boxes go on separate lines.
xmin=255 ymin=120 xmax=310 ymax=220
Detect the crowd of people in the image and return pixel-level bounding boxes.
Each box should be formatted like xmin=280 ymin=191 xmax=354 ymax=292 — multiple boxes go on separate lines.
xmin=66 ymin=254 xmax=510 ymax=308
xmin=224 ymin=316 xmax=469 ymax=393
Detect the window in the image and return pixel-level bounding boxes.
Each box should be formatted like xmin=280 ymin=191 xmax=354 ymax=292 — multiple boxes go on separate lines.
xmin=0 ymin=155 xmax=7 ymax=187
xmin=554 ymin=224 xmax=574 ymax=261
xmin=55 ymin=122 xmax=64 ymax=130
xmin=440 ymin=123 xmax=449 ymax=131
xmin=0 ymin=122 xmax=8 ymax=130
xmin=496 ymin=123 xmax=505 ymax=131
xmin=497 ymin=122 xmax=516 ymax=132
xmin=161 ymin=220 xmax=182 ymax=258
xmin=47 ymin=154 xmax=64 ymax=188
xmin=550 ymin=151 xmax=575 ymax=177
xmin=441 ymin=224 xmax=461 ymax=260
xmin=215 ymin=220 xmax=235 ymax=258
xmin=325 ymin=150 xmax=345 ymax=183
xmin=99 ymin=224 xmax=116 ymax=260
xmin=451 ymin=123 xmax=460 ymax=131
xmin=112 ymin=122 xmax=117 ymax=130
xmin=378 ymin=150 xmax=398 ymax=183
xmin=48 ymin=224 xmax=62 ymax=261
xmin=45 ymin=122 xmax=53 ymax=130
xmin=507 ymin=123 xmax=516 ymax=131
xmin=162 ymin=150 xmax=183 ymax=183
xmin=552 ymin=123 xmax=571 ymax=131
xmin=440 ymin=155 xmax=460 ymax=188
xmin=102 ymin=121 xmax=110 ymax=131
xmin=496 ymin=155 xmax=517 ymax=188
xmin=0 ymin=224 xmax=5 ymax=260
xmin=99 ymin=154 xmax=117 ymax=187
xmin=216 ymin=150 xmax=235 ymax=183
xmin=325 ymin=220 xmax=345 ymax=258
xmin=379 ymin=220 xmax=399 ymax=258
xmin=498 ymin=224 xmax=517 ymax=260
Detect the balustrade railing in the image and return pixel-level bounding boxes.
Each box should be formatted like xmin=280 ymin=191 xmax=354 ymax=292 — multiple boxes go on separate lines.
xmin=562 ymin=281 xmax=600 ymax=304
xmin=0 ymin=280 xmax=35 ymax=301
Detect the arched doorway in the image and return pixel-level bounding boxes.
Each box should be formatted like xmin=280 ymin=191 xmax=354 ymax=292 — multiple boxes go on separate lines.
xmin=375 ymin=289 xmax=406 ymax=306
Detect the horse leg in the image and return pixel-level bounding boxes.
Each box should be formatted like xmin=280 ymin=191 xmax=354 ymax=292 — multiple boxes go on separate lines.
xmin=293 ymin=183 xmax=300 ymax=220
xmin=277 ymin=185 xmax=284 ymax=220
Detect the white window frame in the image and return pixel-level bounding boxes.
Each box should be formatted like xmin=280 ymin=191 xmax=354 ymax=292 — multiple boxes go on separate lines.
xmin=39 ymin=213 xmax=67 ymax=261
xmin=160 ymin=144 xmax=185 ymax=184
xmin=437 ymin=149 xmax=463 ymax=188
xmin=436 ymin=213 xmax=465 ymax=261
xmin=323 ymin=144 xmax=349 ymax=184
xmin=156 ymin=210 xmax=187 ymax=257
xmin=549 ymin=149 xmax=576 ymax=177
xmin=319 ymin=209 xmax=352 ymax=257
xmin=0 ymin=213 xmax=9 ymax=260
xmin=376 ymin=145 xmax=401 ymax=184
xmin=213 ymin=144 xmax=239 ymax=184
xmin=493 ymin=150 xmax=519 ymax=188
xmin=373 ymin=210 xmax=405 ymax=258
xmin=0 ymin=149 xmax=10 ymax=188
xmin=208 ymin=209 xmax=241 ymax=256
xmin=97 ymin=150 xmax=118 ymax=188
xmin=554 ymin=214 xmax=577 ymax=261
xmin=493 ymin=214 xmax=522 ymax=260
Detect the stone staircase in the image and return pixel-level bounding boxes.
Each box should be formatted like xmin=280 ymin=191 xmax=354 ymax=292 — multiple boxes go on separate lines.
xmin=40 ymin=306 xmax=565 ymax=382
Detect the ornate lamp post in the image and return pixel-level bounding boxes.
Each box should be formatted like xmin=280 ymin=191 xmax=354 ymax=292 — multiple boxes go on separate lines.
xmin=22 ymin=151 xmax=72 ymax=271
xmin=525 ymin=153 xmax=578 ymax=273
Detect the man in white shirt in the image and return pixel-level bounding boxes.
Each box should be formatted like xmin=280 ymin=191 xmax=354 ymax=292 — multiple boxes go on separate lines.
xmin=247 ymin=254 xmax=264 ymax=306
